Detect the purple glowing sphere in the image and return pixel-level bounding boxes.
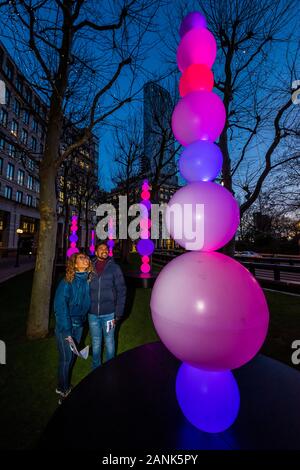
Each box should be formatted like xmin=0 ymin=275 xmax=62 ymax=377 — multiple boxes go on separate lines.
xmin=179 ymin=140 xmax=223 ymax=182
xmin=137 ymin=239 xmax=155 ymax=256
xmin=176 ymin=363 xmax=240 ymax=433
xmin=150 ymin=251 xmax=269 ymax=370
xmin=107 ymin=239 xmax=115 ymax=248
xmin=177 ymin=28 xmax=216 ymax=72
xmin=69 ymin=234 xmax=78 ymax=243
xmin=179 ymin=11 xmax=207 ymax=38
xmin=172 ymin=91 xmax=226 ymax=146
xmin=165 ymin=181 xmax=239 ymax=251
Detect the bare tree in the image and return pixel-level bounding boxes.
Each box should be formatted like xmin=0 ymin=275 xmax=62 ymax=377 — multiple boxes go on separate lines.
xmin=0 ymin=0 xmax=161 ymax=338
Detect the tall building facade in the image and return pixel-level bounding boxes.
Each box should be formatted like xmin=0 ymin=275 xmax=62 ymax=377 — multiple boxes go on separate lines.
xmin=143 ymin=81 xmax=178 ymax=186
xmin=0 ymin=42 xmax=99 ymax=254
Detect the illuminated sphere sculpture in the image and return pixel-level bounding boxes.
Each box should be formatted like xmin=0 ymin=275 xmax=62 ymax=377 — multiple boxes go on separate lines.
xmin=179 ymin=11 xmax=207 ymax=37
xmin=179 ymin=140 xmax=223 ymax=182
xmin=172 ymin=91 xmax=226 ymax=145
xmin=179 ymin=64 xmax=214 ymax=96
xmin=165 ymin=182 xmax=239 ymax=251
xmin=150 ymin=251 xmax=269 ymax=370
xmin=176 ymin=364 xmax=240 ymax=433
xmin=150 ymin=11 xmax=269 ymax=433
xmin=177 ymin=28 xmax=217 ymax=72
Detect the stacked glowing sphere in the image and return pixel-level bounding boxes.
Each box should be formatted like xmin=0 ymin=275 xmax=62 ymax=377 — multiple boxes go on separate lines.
xmin=108 ymin=217 xmax=115 ymax=257
xmin=67 ymin=215 xmax=79 ymax=257
xmin=89 ymin=229 xmax=95 ymax=256
xmin=137 ymin=180 xmax=154 ymax=274
xmin=150 ymin=11 xmax=269 ymax=433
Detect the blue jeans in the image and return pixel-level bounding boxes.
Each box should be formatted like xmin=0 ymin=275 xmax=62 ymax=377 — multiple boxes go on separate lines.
xmin=88 ymin=313 xmax=115 ymax=369
xmin=55 ymin=323 xmax=83 ymax=393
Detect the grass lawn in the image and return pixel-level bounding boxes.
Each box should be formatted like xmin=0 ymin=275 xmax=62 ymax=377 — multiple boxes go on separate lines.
xmin=0 ymin=268 xmax=299 ymax=449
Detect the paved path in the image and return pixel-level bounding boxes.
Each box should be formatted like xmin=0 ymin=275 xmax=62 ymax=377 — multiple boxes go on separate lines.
xmin=0 ymin=254 xmax=35 ymax=284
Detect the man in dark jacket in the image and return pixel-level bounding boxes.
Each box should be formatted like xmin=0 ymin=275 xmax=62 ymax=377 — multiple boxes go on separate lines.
xmin=89 ymin=243 xmax=126 ymax=369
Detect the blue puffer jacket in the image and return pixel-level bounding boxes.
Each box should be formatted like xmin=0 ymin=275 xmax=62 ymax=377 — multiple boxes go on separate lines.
xmin=89 ymin=258 xmax=126 ymax=320
xmin=54 ymin=271 xmax=91 ymax=337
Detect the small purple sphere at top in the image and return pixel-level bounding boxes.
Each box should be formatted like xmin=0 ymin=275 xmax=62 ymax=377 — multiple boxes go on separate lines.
xmin=179 ymin=11 xmax=207 ymax=38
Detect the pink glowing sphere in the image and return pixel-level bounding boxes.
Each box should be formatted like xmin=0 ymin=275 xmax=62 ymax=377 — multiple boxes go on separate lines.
xmin=141 ymin=263 xmax=151 ymax=274
xmin=141 ymin=190 xmax=151 ymax=200
xmin=142 ymin=255 xmax=150 ymax=263
xmin=179 ymin=64 xmax=214 ymax=97
xmin=172 ymin=91 xmax=226 ymax=145
xmin=165 ymin=181 xmax=239 ymax=251
xmin=150 ymin=251 xmax=269 ymax=370
xmin=67 ymin=247 xmax=79 ymax=257
xmin=179 ymin=11 xmax=207 ymax=38
xmin=179 ymin=140 xmax=223 ymax=182
xmin=177 ymin=28 xmax=217 ymax=72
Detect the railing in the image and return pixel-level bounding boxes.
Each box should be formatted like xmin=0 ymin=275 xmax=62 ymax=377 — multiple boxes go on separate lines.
xmin=152 ymin=251 xmax=300 ymax=293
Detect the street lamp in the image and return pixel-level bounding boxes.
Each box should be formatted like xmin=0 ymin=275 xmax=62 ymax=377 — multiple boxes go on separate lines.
xmin=15 ymin=228 xmax=24 ymax=268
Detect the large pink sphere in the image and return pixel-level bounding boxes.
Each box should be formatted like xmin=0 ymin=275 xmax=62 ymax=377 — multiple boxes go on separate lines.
xmin=177 ymin=28 xmax=217 ymax=72
xmin=165 ymin=182 xmax=239 ymax=251
xmin=172 ymin=91 xmax=226 ymax=145
xmin=150 ymin=251 xmax=269 ymax=371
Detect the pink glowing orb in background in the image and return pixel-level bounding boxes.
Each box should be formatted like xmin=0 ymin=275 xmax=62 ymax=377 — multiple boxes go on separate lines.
xmin=177 ymin=28 xmax=217 ymax=72
xmin=141 ymin=263 xmax=151 ymax=274
xmin=165 ymin=181 xmax=239 ymax=251
xmin=179 ymin=140 xmax=223 ymax=182
xmin=179 ymin=11 xmax=207 ymax=38
xmin=150 ymin=251 xmax=269 ymax=370
xmin=172 ymin=91 xmax=226 ymax=145
xmin=142 ymin=255 xmax=150 ymax=263
xmin=179 ymin=64 xmax=214 ymax=97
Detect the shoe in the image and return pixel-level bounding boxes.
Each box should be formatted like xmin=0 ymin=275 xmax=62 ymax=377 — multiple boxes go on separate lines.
xmin=56 ymin=386 xmax=73 ymax=404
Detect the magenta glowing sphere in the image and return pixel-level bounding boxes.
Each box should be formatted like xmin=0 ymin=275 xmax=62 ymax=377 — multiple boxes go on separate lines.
xmin=177 ymin=28 xmax=217 ymax=72
xmin=179 ymin=140 xmax=223 ymax=182
xmin=179 ymin=11 xmax=207 ymax=38
xmin=141 ymin=263 xmax=151 ymax=274
xmin=137 ymin=239 xmax=155 ymax=256
xmin=67 ymin=247 xmax=79 ymax=257
xmin=142 ymin=255 xmax=150 ymax=263
xmin=141 ymin=190 xmax=151 ymax=200
xmin=176 ymin=364 xmax=240 ymax=433
xmin=172 ymin=91 xmax=226 ymax=145
xmin=165 ymin=181 xmax=239 ymax=251
xmin=150 ymin=251 xmax=269 ymax=370
xmin=70 ymin=242 xmax=76 ymax=248
xmin=179 ymin=64 xmax=214 ymax=97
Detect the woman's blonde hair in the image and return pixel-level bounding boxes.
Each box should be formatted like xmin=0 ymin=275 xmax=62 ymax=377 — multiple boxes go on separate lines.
xmin=65 ymin=253 xmax=94 ymax=283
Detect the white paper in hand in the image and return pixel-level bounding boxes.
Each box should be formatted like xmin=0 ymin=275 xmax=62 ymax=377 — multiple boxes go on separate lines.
xmin=68 ymin=337 xmax=89 ymax=360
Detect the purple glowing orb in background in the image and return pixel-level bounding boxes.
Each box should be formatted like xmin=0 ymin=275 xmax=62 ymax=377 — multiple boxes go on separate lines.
xmin=172 ymin=91 xmax=226 ymax=145
xmin=179 ymin=140 xmax=223 ymax=182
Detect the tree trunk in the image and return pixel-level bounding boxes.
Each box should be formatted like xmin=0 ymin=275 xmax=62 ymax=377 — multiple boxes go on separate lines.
xmin=26 ymin=166 xmax=57 ymax=338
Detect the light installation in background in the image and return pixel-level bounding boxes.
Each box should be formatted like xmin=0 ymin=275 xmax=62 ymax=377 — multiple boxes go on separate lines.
xmin=136 ymin=179 xmax=154 ymax=274
xmin=89 ymin=230 xmax=95 ymax=256
xmin=108 ymin=216 xmax=115 ymax=257
xmin=67 ymin=215 xmax=79 ymax=258
xmin=150 ymin=11 xmax=269 ymax=433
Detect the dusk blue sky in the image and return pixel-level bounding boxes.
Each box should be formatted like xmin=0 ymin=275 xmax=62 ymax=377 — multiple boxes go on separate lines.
xmin=1 ymin=0 xmax=299 ymax=198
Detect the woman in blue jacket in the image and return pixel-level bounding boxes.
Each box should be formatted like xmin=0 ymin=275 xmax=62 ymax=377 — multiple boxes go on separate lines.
xmin=54 ymin=252 xmax=93 ymax=404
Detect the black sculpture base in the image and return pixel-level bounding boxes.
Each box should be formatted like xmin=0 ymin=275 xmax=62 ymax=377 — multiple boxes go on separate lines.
xmin=39 ymin=342 xmax=300 ymax=450
xmin=124 ymin=271 xmax=158 ymax=288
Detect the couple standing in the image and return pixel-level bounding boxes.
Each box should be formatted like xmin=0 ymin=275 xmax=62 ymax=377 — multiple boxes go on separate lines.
xmin=53 ymin=243 xmax=126 ymax=404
